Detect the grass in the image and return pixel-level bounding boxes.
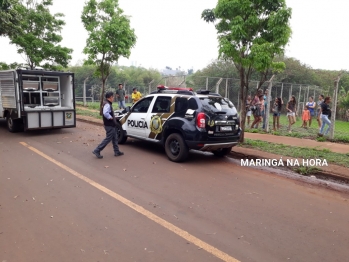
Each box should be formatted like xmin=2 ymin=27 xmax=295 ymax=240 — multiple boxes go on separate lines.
xmin=76 ymin=101 xmax=132 ymax=111
xmin=239 ymin=139 xmax=349 ymax=168
xmin=294 ymin=166 xmax=321 ymax=176
xmin=76 ymin=107 xmax=102 ymax=119
xmin=245 ymin=115 xmax=349 ymax=143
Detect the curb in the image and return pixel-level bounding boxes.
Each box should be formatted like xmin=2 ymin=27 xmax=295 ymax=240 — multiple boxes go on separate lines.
xmin=231 ymin=147 xmax=349 ymax=183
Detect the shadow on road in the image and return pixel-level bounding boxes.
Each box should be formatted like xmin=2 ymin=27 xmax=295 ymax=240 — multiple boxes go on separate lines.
xmin=125 ymin=139 xmax=226 ymax=165
xmin=0 ymin=119 xmax=73 ymax=138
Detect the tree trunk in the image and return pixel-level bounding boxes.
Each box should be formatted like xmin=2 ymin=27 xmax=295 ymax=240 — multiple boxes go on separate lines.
xmin=99 ymin=78 xmax=106 ymax=116
xmin=238 ymin=68 xmax=248 ymax=143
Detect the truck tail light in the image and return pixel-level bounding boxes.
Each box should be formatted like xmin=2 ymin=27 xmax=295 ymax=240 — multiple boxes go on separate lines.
xmin=196 ymin=112 xmax=206 ymax=128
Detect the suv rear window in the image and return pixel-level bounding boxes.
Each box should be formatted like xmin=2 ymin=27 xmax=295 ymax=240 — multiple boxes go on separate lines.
xmin=199 ymin=96 xmax=236 ymax=113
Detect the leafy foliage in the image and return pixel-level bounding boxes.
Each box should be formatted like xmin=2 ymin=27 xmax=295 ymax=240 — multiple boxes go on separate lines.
xmin=9 ymin=0 xmax=72 ymax=70
xmin=202 ymin=0 xmax=292 ymax=141
xmin=81 ymin=0 xmax=136 ymax=112
xmin=0 ymin=0 xmax=23 ymax=37
xmin=68 ymin=64 xmax=161 ymax=99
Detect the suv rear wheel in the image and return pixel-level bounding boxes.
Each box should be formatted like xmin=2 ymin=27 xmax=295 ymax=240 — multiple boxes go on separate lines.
xmin=212 ymin=147 xmax=232 ymax=157
xmin=165 ymin=133 xmax=189 ymax=162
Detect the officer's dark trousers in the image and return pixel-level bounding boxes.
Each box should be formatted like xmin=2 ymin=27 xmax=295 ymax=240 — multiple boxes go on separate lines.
xmin=94 ymin=125 xmax=120 ymax=153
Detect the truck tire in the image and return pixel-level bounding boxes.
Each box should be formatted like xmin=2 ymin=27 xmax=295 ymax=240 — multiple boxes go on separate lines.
xmin=212 ymin=147 xmax=232 ymax=157
xmin=6 ymin=114 xmax=22 ymax=133
xmin=116 ymin=121 xmax=127 ymax=144
xmin=165 ymin=133 xmax=189 ymax=162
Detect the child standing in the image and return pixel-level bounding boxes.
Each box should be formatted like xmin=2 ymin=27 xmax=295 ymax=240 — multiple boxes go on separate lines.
xmin=301 ymin=105 xmax=311 ymax=128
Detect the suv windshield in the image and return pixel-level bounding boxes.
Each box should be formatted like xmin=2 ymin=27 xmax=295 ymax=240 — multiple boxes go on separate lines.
xmin=199 ymin=96 xmax=237 ymax=114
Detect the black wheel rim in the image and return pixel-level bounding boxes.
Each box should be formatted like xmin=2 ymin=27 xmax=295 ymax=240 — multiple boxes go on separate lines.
xmin=8 ymin=118 xmax=13 ymax=130
xmin=169 ymin=138 xmax=180 ymax=156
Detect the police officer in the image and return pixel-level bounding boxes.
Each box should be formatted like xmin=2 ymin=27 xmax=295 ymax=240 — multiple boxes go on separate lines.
xmin=92 ymin=91 xmax=124 ymax=158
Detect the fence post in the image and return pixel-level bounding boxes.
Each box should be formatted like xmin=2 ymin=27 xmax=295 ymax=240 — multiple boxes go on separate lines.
xmin=216 ymin=78 xmax=223 ymax=94
xmin=265 ymin=75 xmax=275 ymax=133
xmin=225 ymin=78 xmax=228 ymax=98
xmin=306 ymin=85 xmax=310 ymax=101
xmin=91 ymin=85 xmax=94 ymax=102
xmin=280 ymin=83 xmax=283 ymax=99
xmin=298 ymin=85 xmax=302 ymax=115
xmin=149 ymin=79 xmax=154 ymax=94
xmin=289 ymin=85 xmax=292 ymax=100
xmin=330 ymin=75 xmax=341 ymax=139
xmin=206 ymin=77 xmax=208 ymax=90
xmin=83 ymin=77 xmax=89 ymax=106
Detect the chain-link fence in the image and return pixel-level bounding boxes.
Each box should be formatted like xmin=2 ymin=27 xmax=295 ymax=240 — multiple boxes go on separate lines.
xmin=75 ymin=75 xmax=349 ymax=142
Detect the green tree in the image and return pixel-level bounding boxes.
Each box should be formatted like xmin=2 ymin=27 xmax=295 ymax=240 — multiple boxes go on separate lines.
xmin=202 ymin=0 xmax=292 ymax=141
xmin=0 ymin=61 xmax=24 ymax=70
xmin=0 ymin=0 xmax=23 ymax=37
xmin=81 ymin=0 xmax=136 ymax=113
xmin=274 ymin=56 xmax=315 ymax=84
xmin=9 ymin=0 xmax=72 ymax=70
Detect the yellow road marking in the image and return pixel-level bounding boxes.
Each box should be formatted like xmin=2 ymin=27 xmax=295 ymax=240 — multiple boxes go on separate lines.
xmin=20 ymin=142 xmax=240 ymax=262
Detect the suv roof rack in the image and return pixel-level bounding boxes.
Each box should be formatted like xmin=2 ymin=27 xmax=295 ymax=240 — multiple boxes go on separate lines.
xmin=196 ymin=90 xmax=222 ymax=97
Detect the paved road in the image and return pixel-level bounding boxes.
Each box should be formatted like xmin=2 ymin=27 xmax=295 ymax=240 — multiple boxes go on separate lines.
xmin=1 ymin=120 xmax=349 ymax=262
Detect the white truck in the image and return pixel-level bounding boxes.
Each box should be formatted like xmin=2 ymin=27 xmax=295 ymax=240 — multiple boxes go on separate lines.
xmin=0 ymin=68 xmax=76 ymax=132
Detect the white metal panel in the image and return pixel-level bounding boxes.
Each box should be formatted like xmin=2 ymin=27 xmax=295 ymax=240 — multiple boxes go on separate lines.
xmin=27 ymin=112 xmax=39 ymax=128
xmin=0 ymin=71 xmax=16 ymax=108
xmin=41 ymin=112 xmax=52 ymax=127
xmin=53 ymin=112 xmax=63 ymax=126
xmin=0 ymin=82 xmax=3 ymax=118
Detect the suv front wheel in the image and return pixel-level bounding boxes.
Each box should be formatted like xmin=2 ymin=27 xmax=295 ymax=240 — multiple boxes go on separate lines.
xmin=116 ymin=122 xmax=127 ymax=144
xmin=165 ymin=133 xmax=189 ymax=162
xmin=212 ymin=147 xmax=232 ymax=157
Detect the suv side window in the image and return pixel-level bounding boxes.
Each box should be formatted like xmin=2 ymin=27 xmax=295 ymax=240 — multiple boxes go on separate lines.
xmin=132 ymin=97 xmax=153 ymax=113
xmin=188 ymin=98 xmax=198 ymax=110
xmin=152 ymin=96 xmax=171 ymax=113
xmin=175 ymin=97 xmax=188 ymax=116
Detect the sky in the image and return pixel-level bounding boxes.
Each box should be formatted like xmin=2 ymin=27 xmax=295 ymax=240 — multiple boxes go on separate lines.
xmin=0 ymin=0 xmax=348 ymax=72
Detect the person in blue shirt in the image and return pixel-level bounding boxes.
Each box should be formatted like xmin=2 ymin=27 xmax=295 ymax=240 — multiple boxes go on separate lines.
xmin=92 ymin=91 xmax=124 ymax=159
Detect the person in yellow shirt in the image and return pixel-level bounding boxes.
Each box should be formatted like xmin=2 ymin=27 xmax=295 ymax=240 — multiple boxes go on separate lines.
xmin=131 ymin=88 xmax=142 ymax=104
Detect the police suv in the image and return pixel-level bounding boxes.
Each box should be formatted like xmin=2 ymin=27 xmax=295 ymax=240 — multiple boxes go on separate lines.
xmin=114 ymin=86 xmax=241 ymax=162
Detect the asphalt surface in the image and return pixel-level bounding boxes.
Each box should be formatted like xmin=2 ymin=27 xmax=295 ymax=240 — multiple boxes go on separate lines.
xmin=1 ymin=120 xmax=349 ymax=262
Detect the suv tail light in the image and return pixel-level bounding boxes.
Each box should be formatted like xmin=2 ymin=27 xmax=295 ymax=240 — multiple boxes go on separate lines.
xmin=196 ymin=112 xmax=206 ymax=128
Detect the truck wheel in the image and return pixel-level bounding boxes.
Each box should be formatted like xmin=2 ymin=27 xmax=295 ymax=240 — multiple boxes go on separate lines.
xmin=116 ymin=121 xmax=127 ymax=144
xmin=6 ymin=114 xmax=21 ymax=133
xmin=165 ymin=133 xmax=189 ymax=162
xmin=212 ymin=147 xmax=232 ymax=157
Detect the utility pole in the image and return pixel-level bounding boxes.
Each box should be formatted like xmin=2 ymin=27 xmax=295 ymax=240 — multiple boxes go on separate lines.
xmin=225 ymin=78 xmax=228 ymax=98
